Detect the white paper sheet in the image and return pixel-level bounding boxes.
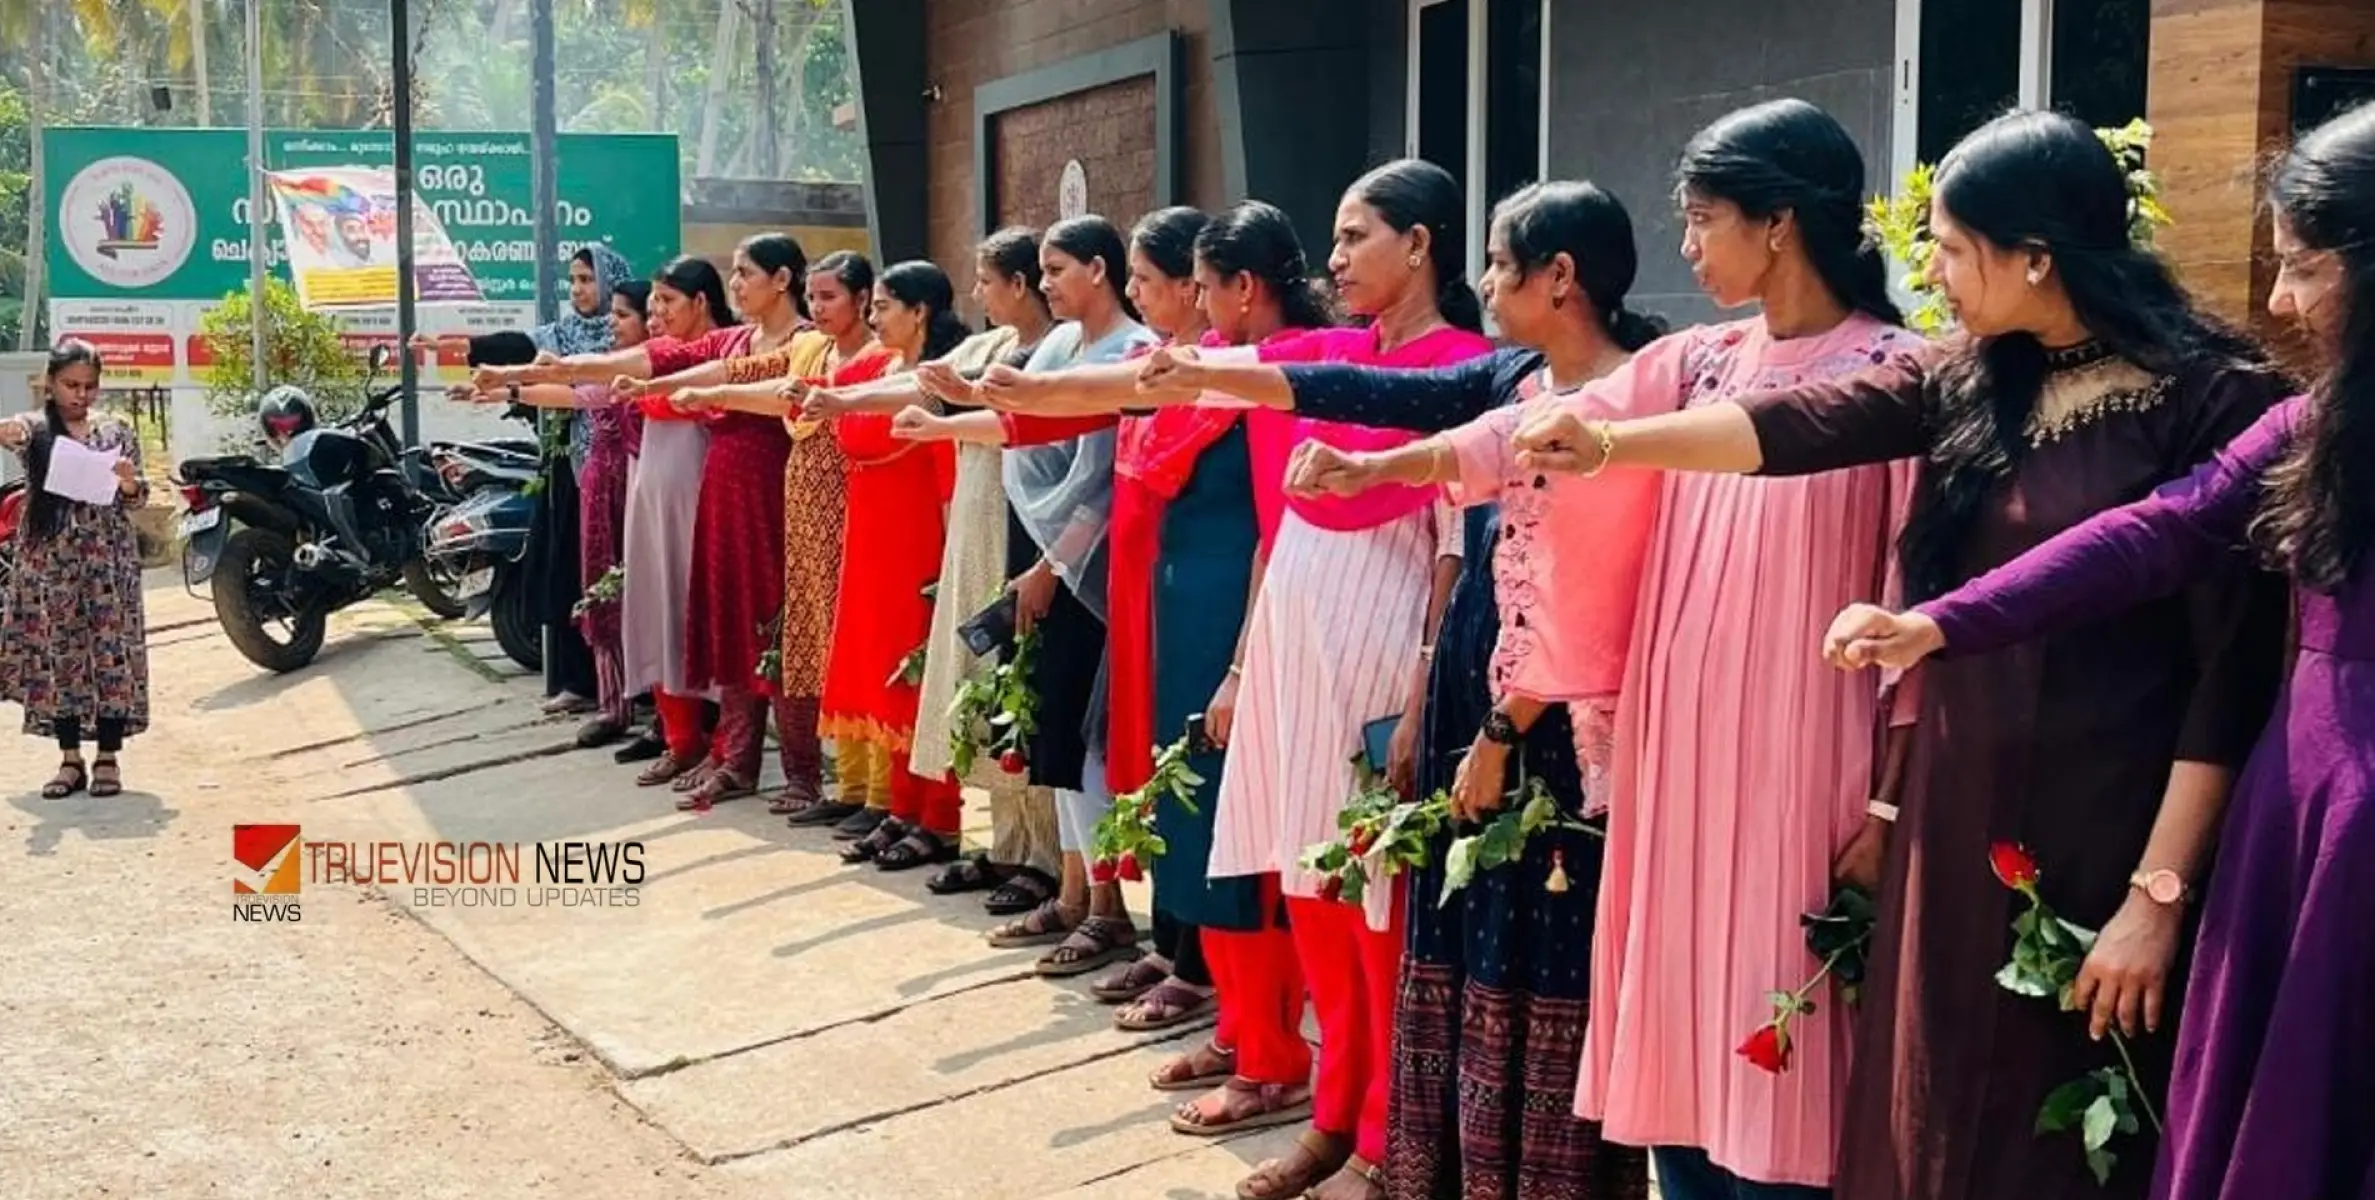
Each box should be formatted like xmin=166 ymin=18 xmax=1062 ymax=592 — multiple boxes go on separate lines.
xmin=42 ymin=436 xmax=125 ymax=506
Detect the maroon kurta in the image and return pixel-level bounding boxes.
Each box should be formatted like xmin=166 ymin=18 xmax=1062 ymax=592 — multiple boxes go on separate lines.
xmin=1741 ymin=343 xmax=2289 ymax=1200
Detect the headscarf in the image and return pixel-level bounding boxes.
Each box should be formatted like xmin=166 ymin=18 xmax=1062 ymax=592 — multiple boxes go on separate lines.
xmin=526 ymin=244 xmax=631 ymax=470
xmin=529 ymin=244 xmax=632 ymax=358
xmin=1002 ymin=318 xmax=1158 ymax=621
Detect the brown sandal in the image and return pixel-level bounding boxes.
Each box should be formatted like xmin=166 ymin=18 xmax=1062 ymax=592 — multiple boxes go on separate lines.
xmin=1230 ymin=1128 xmax=1346 ymax=1199
xmin=41 ymin=760 xmax=87 ymax=799
xmin=675 ymin=769 xmax=753 ymax=812
xmin=1091 ymin=955 xmax=1171 ymax=1003
xmin=1168 ymin=1077 xmax=1316 ymax=1138
xmin=985 ymin=898 xmax=1081 ymax=948
xmin=1034 ymin=915 xmax=1139 ymax=977
xmin=670 ymin=760 xmax=717 ymax=793
xmin=88 ymin=757 xmax=123 ymax=798
xmin=1149 ymin=1041 xmax=1235 ymax=1092
xmin=1304 ymin=1158 xmax=1385 ymax=1200
xmin=636 ymin=753 xmax=701 ymax=788
xmin=1116 ymin=979 xmax=1216 ymax=1031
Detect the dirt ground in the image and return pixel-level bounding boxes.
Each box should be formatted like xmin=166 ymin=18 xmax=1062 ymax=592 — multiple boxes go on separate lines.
xmin=0 ymin=576 xmax=1292 ymax=1199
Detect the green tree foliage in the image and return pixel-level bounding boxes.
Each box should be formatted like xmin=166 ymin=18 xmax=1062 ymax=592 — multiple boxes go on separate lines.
xmin=198 ymin=276 xmax=365 ymax=445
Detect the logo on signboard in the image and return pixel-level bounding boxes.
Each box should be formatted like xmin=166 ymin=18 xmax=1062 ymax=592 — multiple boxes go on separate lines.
xmin=1058 ymin=159 xmax=1088 ymax=220
xmin=60 ymin=156 xmax=198 ymax=289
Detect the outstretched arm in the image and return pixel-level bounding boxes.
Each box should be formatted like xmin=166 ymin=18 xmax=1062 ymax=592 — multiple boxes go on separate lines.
xmin=892 ymin=407 xmax=1006 ymax=446
xmin=1272 ymin=350 xmax=1522 ymax=433
xmin=675 ymin=378 xmax=796 ymax=418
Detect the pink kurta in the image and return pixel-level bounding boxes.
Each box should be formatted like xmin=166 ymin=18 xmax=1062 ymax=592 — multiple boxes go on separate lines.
xmin=1571 ymin=316 xmax=1922 ymax=1187
xmin=1441 ymin=370 xmax=1666 ymax=801
xmin=1205 ymin=325 xmax=1494 ymax=909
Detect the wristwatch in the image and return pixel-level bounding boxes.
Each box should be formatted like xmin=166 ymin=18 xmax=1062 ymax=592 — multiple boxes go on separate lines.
xmin=1481 ymin=710 xmax=1522 ymax=747
xmin=2129 ymin=867 xmax=2189 ymax=906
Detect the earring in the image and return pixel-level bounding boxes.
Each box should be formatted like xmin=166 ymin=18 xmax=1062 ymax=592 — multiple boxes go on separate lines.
xmin=2025 ymin=267 xmax=2044 ymax=286
xmin=1407 ymin=253 xmax=1424 ymax=270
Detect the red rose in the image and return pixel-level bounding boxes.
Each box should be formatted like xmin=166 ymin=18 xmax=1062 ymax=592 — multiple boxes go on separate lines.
xmin=998 ymin=750 xmax=1029 ymax=774
xmin=1319 ymin=875 xmax=1345 ymax=903
xmin=1347 ymin=828 xmax=1376 ymax=857
xmin=1736 ymin=1024 xmax=1791 ymax=1074
xmin=1989 ymin=841 xmax=2040 ymax=890
xmin=1116 ymin=853 xmax=1144 ymax=882
xmin=1089 ymin=858 xmax=1119 ymax=884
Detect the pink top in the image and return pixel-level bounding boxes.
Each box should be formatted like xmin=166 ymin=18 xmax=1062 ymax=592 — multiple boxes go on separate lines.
xmin=1442 ymin=369 xmax=1665 ymax=710
xmin=1254 ymin=324 xmax=1495 ymax=530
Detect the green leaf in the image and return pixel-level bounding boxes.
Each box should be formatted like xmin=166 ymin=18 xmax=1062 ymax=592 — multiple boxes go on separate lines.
xmin=1441 ymin=837 xmax=1479 ymax=906
xmin=1997 ymin=960 xmax=2053 ymax=998
xmin=2084 ymin=1147 xmax=2117 ymax=1186
xmin=2081 ymin=1095 xmax=2119 ymax=1153
xmin=2036 ymin=1078 xmax=2098 ymax=1134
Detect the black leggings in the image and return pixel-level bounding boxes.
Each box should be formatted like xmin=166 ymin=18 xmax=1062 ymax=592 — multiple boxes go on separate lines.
xmin=1152 ymin=912 xmax=1213 ymax=988
xmin=55 ymin=716 xmax=127 ymax=755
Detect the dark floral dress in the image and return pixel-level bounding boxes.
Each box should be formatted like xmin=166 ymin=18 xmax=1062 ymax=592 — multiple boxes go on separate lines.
xmin=0 ymin=418 xmax=151 ymax=739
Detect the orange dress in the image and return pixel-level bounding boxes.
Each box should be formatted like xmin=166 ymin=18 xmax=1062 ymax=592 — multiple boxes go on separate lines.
xmin=817 ymin=353 xmax=955 ymax=753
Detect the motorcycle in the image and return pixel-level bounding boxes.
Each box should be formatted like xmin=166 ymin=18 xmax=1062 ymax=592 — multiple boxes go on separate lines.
xmin=0 ymin=479 xmax=25 ymax=593
xmin=175 ymin=346 xmax=464 ymax=672
xmin=419 ymin=436 xmax=544 ymax=672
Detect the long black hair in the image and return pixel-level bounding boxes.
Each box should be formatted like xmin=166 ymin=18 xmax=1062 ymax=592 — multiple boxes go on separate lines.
xmin=743 ymin=232 xmax=812 ymax=319
xmin=22 ymin=339 xmax=106 ymax=544
xmin=1492 ymin=180 xmax=1665 ymax=350
xmin=1194 ymin=200 xmax=1338 ymax=330
xmin=655 ymin=255 xmax=733 ymax=329
xmin=1045 ymin=215 xmax=1142 ymax=323
xmin=978 ymin=225 xmax=1050 ymax=308
xmin=613 ymin=279 xmax=652 ymax=322
xmin=1348 ymin=158 xmax=1484 ymax=332
xmin=1677 ymin=99 xmax=1901 ymax=327
xmin=1131 ymin=206 xmax=1210 ymax=280
xmin=1899 ymin=109 xmax=2266 ymax=598
xmin=2258 ymin=102 xmax=2375 ymax=590
xmin=812 ymin=248 xmax=877 ymax=310
xmin=880 ymin=259 xmax=972 ymax=361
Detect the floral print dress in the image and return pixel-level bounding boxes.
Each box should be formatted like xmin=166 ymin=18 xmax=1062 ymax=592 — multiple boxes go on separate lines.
xmin=0 ymin=418 xmax=151 ymax=739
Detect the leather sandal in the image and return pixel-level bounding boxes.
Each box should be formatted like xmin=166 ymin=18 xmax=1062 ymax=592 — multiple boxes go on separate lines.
xmin=41 ymin=759 xmax=87 ymax=799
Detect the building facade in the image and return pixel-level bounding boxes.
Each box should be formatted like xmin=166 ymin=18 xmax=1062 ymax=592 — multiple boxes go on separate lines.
xmin=849 ymin=0 xmax=2375 ymax=329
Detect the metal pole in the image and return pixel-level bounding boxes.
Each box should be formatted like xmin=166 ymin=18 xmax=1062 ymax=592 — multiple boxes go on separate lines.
xmin=244 ymin=0 xmax=268 ymax=393
xmin=530 ymin=0 xmax=561 ymax=693
xmin=391 ymin=0 xmax=421 ymax=446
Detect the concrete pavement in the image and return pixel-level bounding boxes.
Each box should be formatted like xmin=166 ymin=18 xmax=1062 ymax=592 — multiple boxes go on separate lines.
xmin=0 ymin=574 xmax=1299 ymax=1198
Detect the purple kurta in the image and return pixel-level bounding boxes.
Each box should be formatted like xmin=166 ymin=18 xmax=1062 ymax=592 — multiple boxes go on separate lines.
xmin=1919 ymin=397 xmax=2373 ymax=1200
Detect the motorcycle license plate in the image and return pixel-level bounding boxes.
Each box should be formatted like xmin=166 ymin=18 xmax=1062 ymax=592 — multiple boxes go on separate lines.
xmin=179 ymin=508 xmax=222 ymax=537
xmin=459 ymin=567 xmax=495 ymax=599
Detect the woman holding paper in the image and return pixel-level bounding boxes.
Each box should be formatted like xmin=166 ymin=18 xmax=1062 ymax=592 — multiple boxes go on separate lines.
xmin=0 ymin=340 xmax=151 ymax=798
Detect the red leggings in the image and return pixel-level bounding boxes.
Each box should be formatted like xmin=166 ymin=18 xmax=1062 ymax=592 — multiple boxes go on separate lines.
xmin=1287 ymin=891 xmax=1403 ymax=1164
xmin=1202 ymin=874 xmax=1311 ymax=1091
xmin=654 ymin=689 xmax=720 ymax=761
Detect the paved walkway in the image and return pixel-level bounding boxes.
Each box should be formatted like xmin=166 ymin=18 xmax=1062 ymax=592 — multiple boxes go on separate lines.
xmin=0 ymin=575 xmax=1297 ymax=1198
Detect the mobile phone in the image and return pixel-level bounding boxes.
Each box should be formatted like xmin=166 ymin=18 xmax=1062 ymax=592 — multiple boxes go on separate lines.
xmin=958 ymin=592 xmax=1019 ymax=658
xmin=1361 ymin=715 xmax=1399 ymax=773
xmin=1184 ymin=713 xmax=1215 ymax=755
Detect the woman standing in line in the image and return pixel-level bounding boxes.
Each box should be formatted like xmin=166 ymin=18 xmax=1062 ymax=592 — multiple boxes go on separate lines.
xmin=458 ymin=278 xmax=655 ymax=747
xmin=788 ymin=228 xmax=1060 ymax=898
xmin=1145 ymin=180 xmax=1663 ymax=1200
xmin=1514 ymin=110 xmax=2287 ymax=1200
xmin=484 ymin=234 xmax=827 ymax=810
xmin=960 ymin=202 xmax=1332 ymax=1049
xmin=0 ymin=341 xmax=148 ymax=799
xmin=947 ymin=215 xmax=1157 ymax=974
xmin=813 ymin=262 xmax=968 ymax=868
xmin=1819 ymin=103 xmax=2374 ymax=1200
xmin=646 ymin=251 xmax=876 ymax=820
xmin=1061 ymin=158 xmax=1490 ymax=1200
xmin=521 ymin=244 xmax=634 ymax=718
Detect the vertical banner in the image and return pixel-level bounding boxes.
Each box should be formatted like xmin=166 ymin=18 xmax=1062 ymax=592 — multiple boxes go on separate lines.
xmin=266 ymin=168 xmax=484 ymax=309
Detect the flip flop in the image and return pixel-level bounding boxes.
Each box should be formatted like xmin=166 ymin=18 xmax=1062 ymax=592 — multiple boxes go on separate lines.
xmin=1167 ymin=1079 xmax=1316 ymax=1138
xmin=1034 ymin=916 xmax=1140 ymax=977
xmin=1115 ymin=979 xmax=1217 ymax=1031
xmin=1148 ymin=1042 xmax=1236 ymax=1092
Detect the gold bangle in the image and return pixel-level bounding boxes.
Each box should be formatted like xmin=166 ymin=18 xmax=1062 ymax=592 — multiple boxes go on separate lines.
xmin=1577 ymin=420 xmax=1616 ymax=479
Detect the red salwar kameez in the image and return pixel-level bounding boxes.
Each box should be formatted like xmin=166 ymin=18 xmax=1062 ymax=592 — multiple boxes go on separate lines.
xmin=818 ymin=349 xmax=963 ymax=837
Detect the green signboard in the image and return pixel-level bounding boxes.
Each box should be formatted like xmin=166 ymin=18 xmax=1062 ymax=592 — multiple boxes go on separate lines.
xmin=44 ymin=126 xmax=681 ymax=303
